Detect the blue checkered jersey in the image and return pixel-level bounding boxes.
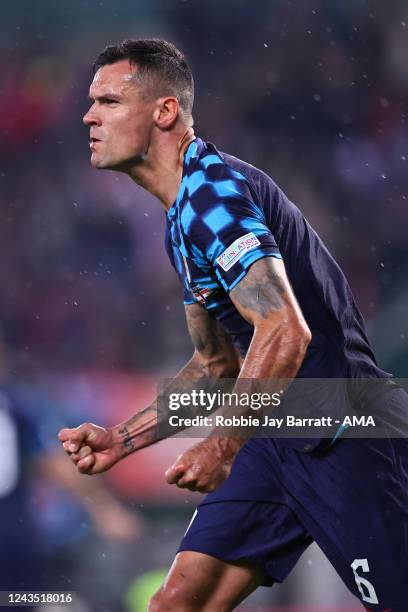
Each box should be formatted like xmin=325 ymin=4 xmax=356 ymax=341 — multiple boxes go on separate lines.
xmin=165 ymin=138 xmax=388 ymax=379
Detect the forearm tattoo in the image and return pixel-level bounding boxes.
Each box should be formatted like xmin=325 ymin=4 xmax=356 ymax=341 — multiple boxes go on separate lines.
xmin=116 ymin=306 xmax=239 ymax=454
xmin=117 ymin=408 xmax=158 ymax=455
xmin=116 ymin=355 xmax=216 ymax=454
xmin=117 ymin=425 xmax=134 ymax=453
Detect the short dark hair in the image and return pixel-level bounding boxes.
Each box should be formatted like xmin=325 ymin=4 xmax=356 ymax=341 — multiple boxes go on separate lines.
xmin=93 ymin=38 xmax=194 ymax=116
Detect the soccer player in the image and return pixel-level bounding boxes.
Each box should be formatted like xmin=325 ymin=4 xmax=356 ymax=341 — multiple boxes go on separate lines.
xmin=59 ymin=39 xmax=408 ymax=610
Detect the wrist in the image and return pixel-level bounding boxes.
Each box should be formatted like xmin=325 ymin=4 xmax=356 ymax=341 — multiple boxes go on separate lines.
xmin=111 ymin=424 xmax=133 ymax=459
xmin=208 ymin=434 xmax=244 ymax=461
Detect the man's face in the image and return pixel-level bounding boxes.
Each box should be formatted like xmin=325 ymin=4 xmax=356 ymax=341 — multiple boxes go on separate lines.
xmin=83 ymin=60 xmax=155 ymax=171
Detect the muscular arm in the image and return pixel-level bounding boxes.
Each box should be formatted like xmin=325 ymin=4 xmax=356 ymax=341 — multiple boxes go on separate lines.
xmin=60 ymin=257 xmax=310 ymax=489
xmin=120 ymin=258 xmax=308 ymax=444
xmin=111 ymin=304 xmax=240 ymax=457
xmin=231 ymin=256 xmax=310 ymax=378
xmin=164 ymin=256 xmax=311 ymax=492
xmin=59 ymin=303 xmax=240 ymax=473
xmin=209 ymin=256 xmax=311 ymax=450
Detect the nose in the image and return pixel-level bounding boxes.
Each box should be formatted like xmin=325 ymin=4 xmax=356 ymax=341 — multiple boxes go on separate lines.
xmin=83 ymin=106 xmax=100 ymax=127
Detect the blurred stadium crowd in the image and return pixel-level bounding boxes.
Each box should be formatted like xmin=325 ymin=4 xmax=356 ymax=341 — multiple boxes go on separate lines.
xmin=1 ymin=0 xmax=407 ymax=610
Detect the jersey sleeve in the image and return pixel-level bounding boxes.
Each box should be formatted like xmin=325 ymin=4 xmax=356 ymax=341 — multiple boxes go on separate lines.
xmin=183 ymin=284 xmax=196 ymax=305
xmin=181 ymin=168 xmax=282 ymax=293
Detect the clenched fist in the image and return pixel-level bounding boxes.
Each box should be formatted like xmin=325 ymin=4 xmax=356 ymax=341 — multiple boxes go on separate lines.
xmin=58 ymin=423 xmax=121 ymax=475
xmin=165 ymin=437 xmax=241 ymax=493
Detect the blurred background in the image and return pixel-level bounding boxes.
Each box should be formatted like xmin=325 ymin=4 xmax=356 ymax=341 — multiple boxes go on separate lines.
xmin=1 ymin=0 xmax=407 ymax=610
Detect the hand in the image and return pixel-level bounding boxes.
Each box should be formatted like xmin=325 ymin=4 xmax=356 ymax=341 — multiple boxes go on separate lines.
xmin=58 ymin=423 xmax=121 ymax=475
xmin=165 ymin=437 xmax=240 ymax=493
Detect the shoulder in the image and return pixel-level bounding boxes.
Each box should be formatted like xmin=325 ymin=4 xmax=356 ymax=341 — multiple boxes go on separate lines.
xmin=218 ymin=150 xmax=281 ymax=206
xmin=179 ymin=139 xmax=276 ymax=227
xmin=183 ymin=140 xmax=249 ymax=198
xmin=190 ymin=139 xmax=280 ymax=207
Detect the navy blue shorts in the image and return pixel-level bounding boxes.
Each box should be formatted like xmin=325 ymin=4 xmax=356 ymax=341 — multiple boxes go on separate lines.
xmin=178 ymin=387 xmax=408 ymax=611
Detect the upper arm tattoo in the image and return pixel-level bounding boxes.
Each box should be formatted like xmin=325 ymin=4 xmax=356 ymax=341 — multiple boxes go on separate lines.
xmin=230 ymin=257 xmax=289 ymax=321
xmin=185 ymin=303 xmax=235 ymax=359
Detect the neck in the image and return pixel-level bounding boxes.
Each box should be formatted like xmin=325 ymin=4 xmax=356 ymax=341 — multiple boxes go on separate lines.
xmin=127 ymin=126 xmax=195 ymax=210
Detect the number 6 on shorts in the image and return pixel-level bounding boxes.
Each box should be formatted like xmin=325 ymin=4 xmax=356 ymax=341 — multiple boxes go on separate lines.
xmin=351 ymin=558 xmax=379 ymax=605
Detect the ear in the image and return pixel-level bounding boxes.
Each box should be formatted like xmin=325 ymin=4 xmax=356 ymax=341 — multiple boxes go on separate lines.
xmin=153 ymin=97 xmax=179 ymax=129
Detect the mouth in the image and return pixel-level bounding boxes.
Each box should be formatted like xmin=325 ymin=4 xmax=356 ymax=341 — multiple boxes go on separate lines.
xmin=89 ymin=137 xmax=101 ymax=150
